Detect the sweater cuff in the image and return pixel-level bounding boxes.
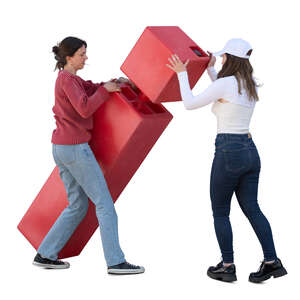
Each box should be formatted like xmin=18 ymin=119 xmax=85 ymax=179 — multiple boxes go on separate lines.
xmin=96 ymin=85 xmax=110 ymax=101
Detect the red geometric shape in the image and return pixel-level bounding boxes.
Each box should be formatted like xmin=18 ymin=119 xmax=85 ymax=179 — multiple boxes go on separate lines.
xmin=121 ymin=26 xmax=209 ymax=103
xmin=17 ymin=83 xmax=173 ymax=258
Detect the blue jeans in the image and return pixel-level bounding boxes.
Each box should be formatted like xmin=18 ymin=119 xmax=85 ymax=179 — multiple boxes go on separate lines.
xmin=38 ymin=143 xmax=125 ymax=267
xmin=210 ymin=134 xmax=277 ymax=263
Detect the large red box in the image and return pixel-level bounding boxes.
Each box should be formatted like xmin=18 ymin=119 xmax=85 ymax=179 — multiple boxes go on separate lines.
xmin=121 ymin=26 xmax=209 ymax=103
xmin=18 ymin=84 xmax=172 ymax=258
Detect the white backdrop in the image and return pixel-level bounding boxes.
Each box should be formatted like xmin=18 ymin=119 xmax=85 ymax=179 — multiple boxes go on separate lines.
xmin=2 ymin=0 xmax=299 ymax=299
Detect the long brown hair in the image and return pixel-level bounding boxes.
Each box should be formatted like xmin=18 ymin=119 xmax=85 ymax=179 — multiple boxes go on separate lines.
xmin=217 ymin=50 xmax=259 ymax=101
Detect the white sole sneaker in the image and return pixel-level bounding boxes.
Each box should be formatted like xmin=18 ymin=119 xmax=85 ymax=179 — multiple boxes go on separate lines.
xmin=107 ymin=266 xmax=145 ymax=275
xmin=32 ymin=261 xmax=70 ymax=269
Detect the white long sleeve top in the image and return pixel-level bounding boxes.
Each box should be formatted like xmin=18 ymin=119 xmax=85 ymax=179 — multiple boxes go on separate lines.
xmin=176 ymin=67 xmax=257 ymax=134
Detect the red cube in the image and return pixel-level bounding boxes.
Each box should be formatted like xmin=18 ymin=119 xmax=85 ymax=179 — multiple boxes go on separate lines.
xmin=18 ymin=84 xmax=173 ymax=258
xmin=121 ymin=26 xmax=209 ymax=103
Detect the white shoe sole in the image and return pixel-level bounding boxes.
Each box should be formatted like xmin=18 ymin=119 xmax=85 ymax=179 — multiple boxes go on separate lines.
xmin=108 ymin=266 xmax=145 ymax=275
xmin=32 ymin=261 xmax=70 ymax=269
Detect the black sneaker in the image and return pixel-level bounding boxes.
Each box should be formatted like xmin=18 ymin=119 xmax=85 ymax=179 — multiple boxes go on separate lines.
xmin=207 ymin=262 xmax=237 ymax=282
xmin=107 ymin=261 xmax=145 ymax=275
xmin=249 ymin=258 xmax=287 ymax=283
xmin=33 ymin=253 xmax=70 ymax=269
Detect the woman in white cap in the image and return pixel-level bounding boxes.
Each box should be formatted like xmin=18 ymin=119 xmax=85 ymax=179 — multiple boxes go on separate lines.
xmin=166 ymin=38 xmax=287 ymax=283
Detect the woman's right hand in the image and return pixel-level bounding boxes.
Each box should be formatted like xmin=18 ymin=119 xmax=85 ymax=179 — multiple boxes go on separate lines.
xmin=103 ymin=81 xmax=121 ymax=92
xmin=207 ymin=51 xmax=216 ymax=67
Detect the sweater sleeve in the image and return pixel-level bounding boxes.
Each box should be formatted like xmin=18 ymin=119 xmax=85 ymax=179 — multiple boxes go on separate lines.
xmin=81 ymin=79 xmax=105 ymax=95
xmin=177 ymin=71 xmax=229 ymax=110
xmin=84 ymin=79 xmax=104 ymax=87
xmin=207 ymin=66 xmax=218 ymax=82
xmin=62 ymin=74 xmax=110 ymax=119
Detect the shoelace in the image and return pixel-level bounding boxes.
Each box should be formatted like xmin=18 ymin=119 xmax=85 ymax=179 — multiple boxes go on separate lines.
xmin=256 ymin=260 xmax=264 ymax=272
xmin=256 ymin=260 xmax=269 ymax=272
xmin=125 ymin=262 xmax=138 ymax=269
xmin=39 ymin=254 xmax=66 ymax=265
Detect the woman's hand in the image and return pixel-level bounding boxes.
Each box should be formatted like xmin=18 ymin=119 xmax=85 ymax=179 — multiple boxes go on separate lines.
xmin=207 ymin=51 xmax=216 ymax=67
xmin=103 ymin=81 xmax=121 ymax=92
xmin=116 ymin=77 xmax=138 ymax=91
xmin=116 ymin=77 xmax=130 ymax=84
xmin=166 ymin=54 xmax=189 ymax=73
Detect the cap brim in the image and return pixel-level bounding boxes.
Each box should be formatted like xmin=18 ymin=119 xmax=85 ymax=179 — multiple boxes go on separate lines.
xmin=213 ymin=50 xmax=225 ymax=57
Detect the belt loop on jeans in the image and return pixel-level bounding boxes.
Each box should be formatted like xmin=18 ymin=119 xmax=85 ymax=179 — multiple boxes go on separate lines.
xmin=248 ymin=133 xmax=252 ymax=139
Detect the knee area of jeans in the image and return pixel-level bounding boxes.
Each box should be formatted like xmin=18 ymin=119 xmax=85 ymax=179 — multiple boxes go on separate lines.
xmin=242 ymin=204 xmax=262 ymax=217
xmin=68 ymin=201 xmax=89 ymax=215
xmin=245 ymin=210 xmax=262 ymax=220
xmin=95 ymin=205 xmax=117 ymax=216
xmin=212 ymin=207 xmax=230 ymax=217
xmin=213 ymin=215 xmax=230 ymax=221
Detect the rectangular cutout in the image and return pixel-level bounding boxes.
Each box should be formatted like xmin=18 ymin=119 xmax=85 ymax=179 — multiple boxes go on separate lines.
xmin=120 ymin=86 xmax=137 ymax=101
xmin=190 ymin=46 xmax=205 ymax=57
xmin=130 ymin=101 xmax=153 ymax=115
xmin=144 ymin=101 xmax=166 ymax=114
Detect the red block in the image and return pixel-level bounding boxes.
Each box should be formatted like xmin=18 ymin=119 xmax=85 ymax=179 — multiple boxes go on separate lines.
xmin=18 ymin=84 xmax=173 ymax=258
xmin=121 ymin=26 xmax=210 ymax=103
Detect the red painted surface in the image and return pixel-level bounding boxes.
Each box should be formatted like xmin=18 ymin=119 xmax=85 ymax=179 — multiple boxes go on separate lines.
xmin=18 ymin=84 xmax=172 ymax=258
xmin=121 ymin=26 xmax=209 ymax=103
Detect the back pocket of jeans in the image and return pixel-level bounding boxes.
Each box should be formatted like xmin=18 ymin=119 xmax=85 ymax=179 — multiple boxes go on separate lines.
xmin=78 ymin=143 xmax=95 ymax=162
xmin=56 ymin=145 xmax=77 ymax=165
xmin=222 ymin=145 xmax=249 ymax=172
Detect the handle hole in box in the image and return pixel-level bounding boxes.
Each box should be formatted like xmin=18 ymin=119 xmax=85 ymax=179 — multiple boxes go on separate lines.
xmin=138 ymin=93 xmax=166 ymax=114
xmin=121 ymin=86 xmax=137 ymax=101
xmin=190 ymin=46 xmax=206 ymax=57
xmin=131 ymin=101 xmax=152 ymax=115
xmin=143 ymin=101 xmax=166 ymax=114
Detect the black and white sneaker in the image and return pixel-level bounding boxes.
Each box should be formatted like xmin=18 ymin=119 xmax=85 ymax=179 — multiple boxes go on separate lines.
xmin=107 ymin=261 xmax=145 ymax=275
xmin=33 ymin=253 xmax=70 ymax=269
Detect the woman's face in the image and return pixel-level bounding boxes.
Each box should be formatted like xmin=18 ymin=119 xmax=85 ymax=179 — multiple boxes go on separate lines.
xmin=221 ymin=54 xmax=227 ymax=65
xmin=66 ymin=45 xmax=88 ymax=70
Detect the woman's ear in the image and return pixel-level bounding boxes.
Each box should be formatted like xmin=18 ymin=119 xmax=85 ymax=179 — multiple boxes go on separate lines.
xmin=221 ymin=54 xmax=227 ymax=65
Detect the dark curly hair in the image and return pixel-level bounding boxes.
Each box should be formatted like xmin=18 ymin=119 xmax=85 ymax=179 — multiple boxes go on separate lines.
xmin=52 ymin=37 xmax=87 ymax=71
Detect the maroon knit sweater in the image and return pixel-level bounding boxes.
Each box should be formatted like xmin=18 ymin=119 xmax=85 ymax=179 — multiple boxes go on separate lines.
xmin=51 ymin=70 xmax=110 ymax=145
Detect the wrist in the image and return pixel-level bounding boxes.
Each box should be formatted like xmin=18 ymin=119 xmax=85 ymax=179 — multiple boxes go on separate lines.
xmin=99 ymin=85 xmax=110 ymax=96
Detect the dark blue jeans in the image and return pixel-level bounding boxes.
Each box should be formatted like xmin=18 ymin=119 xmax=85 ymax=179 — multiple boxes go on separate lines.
xmin=210 ymin=133 xmax=277 ymax=263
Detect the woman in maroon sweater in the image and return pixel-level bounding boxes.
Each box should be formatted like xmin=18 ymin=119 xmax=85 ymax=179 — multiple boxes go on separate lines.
xmin=33 ymin=36 xmax=144 ymax=275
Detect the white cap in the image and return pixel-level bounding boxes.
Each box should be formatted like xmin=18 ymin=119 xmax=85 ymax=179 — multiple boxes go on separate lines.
xmin=213 ymin=38 xmax=252 ymax=59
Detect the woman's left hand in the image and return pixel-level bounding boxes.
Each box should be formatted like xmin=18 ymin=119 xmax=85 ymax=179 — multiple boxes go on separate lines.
xmin=116 ymin=77 xmax=130 ymax=84
xmin=166 ymin=54 xmax=189 ymax=73
xmin=116 ymin=77 xmax=138 ymax=91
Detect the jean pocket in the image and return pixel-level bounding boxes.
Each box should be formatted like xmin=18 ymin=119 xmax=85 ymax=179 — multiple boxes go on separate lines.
xmin=222 ymin=146 xmax=250 ymax=173
xmin=56 ymin=145 xmax=77 ymax=165
xmin=251 ymin=148 xmax=261 ymax=170
xmin=215 ymin=136 xmax=226 ymax=149
xmin=78 ymin=143 xmax=95 ymax=162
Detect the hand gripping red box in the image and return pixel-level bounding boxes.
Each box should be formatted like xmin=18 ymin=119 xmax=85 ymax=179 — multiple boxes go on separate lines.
xmin=18 ymin=84 xmax=172 ymax=258
xmin=121 ymin=26 xmax=209 ymax=103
